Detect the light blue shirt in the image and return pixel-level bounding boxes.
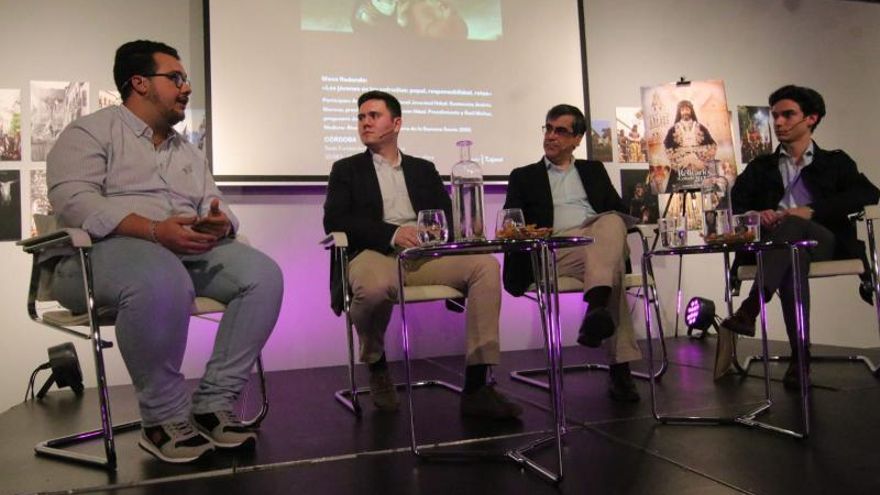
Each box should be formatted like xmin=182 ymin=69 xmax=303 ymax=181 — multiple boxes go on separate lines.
xmin=544 ymin=156 xmax=596 ymax=231
xmin=47 ymin=105 xmax=236 ymax=239
xmin=777 ymin=142 xmax=815 ymax=209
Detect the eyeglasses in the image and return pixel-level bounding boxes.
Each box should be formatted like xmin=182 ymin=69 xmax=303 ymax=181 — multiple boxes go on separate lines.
xmin=542 ymin=124 xmax=576 ymax=138
xmin=142 ymin=71 xmax=191 ymax=89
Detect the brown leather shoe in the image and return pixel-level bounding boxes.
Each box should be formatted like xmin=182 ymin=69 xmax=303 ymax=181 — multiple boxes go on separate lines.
xmin=720 ymin=308 xmax=757 ymax=337
xmin=369 ymin=369 xmax=400 ymax=412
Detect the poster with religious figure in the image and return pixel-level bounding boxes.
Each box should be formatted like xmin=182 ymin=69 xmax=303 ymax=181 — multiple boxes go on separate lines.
xmin=640 ymin=80 xmax=737 ymax=192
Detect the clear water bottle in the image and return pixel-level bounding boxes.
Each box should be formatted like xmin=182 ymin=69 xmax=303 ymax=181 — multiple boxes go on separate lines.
xmin=701 ymin=169 xmax=732 ymax=242
xmin=451 ymin=140 xmax=485 ymax=241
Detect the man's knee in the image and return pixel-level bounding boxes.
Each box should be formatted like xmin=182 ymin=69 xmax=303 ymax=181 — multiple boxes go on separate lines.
xmin=350 ymin=271 xmax=396 ymax=304
xmin=468 ymin=255 xmax=501 ymax=286
xmin=244 ymin=248 xmax=284 ymax=299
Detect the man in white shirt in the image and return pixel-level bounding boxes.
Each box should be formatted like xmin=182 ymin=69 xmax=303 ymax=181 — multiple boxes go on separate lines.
xmin=323 ymin=91 xmax=521 ymax=419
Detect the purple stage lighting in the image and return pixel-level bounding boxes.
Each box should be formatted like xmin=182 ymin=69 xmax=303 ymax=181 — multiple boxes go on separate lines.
xmin=685 ymin=297 xmax=716 ymax=331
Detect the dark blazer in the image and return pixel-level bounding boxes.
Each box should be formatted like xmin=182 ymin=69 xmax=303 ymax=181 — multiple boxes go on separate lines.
xmin=502 ymin=158 xmax=626 ymax=296
xmin=323 ymin=150 xmax=452 ymax=314
xmin=731 ymin=143 xmax=879 ymax=267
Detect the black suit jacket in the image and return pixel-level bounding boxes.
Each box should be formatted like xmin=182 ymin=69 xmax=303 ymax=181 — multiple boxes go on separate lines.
xmin=502 ymin=158 xmax=626 ymax=296
xmin=731 ymin=143 xmax=879 ymax=267
xmin=323 ymin=150 xmax=452 ymax=314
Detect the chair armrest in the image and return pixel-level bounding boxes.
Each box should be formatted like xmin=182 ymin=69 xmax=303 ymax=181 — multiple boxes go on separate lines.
xmin=321 ymin=232 xmax=349 ymax=249
xmin=629 ymin=224 xmax=656 ymax=239
xmin=17 ymin=228 xmax=92 ymax=254
xmin=864 ymin=204 xmax=880 ymax=222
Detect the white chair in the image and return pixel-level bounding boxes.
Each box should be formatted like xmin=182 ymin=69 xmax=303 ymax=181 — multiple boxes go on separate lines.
xmin=509 ymin=226 xmax=670 ymax=389
xmin=18 ymin=215 xmax=269 ymax=471
xmin=321 ymin=232 xmax=464 ymax=416
xmin=730 ymin=205 xmax=880 ymax=376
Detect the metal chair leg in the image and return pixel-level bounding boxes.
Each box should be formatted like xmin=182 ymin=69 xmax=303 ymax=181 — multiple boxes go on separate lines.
xmin=510 ymin=282 xmax=670 ymax=390
xmin=242 ymin=355 xmax=270 ymax=428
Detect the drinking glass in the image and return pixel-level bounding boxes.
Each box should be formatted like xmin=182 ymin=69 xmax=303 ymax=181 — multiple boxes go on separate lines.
xmin=417 ymin=209 xmax=449 ymax=245
xmin=658 ymin=215 xmax=687 ymax=248
xmin=495 ymin=208 xmax=525 ymax=239
xmin=733 ymin=211 xmax=761 ymax=242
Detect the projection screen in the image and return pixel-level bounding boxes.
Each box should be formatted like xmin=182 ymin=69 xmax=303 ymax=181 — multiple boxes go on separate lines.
xmin=206 ymin=0 xmax=588 ymax=183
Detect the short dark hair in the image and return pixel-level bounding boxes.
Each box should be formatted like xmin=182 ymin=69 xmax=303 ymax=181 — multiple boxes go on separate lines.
xmin=358 ymin=90 xmax=402 ymax=118
xmin=545 ymin=104 xmax=586 ymax=136
xmin=114 ymin=40 xmax=180 ymax=101
xmin=769 ymin=85 xmax=826 ymax=131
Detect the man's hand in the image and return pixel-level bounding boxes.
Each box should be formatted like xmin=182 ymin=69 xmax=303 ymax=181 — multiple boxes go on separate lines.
xmin=192 ymin=198 xmax=232 ymax=240
xmin=758 ymin=209 xmax=784 ymax=229
xmin=393 ymin=225 xmax=420 ymax=249
xmin=155 ymin=216 xmax=218 ymax=254
xmin=783 ymin=206 xmax=814 ymax=220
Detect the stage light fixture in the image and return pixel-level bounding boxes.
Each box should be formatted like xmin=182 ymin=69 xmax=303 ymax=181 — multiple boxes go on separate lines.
xmin=36 ymin=342 xmax=84 ymax=399
xmin=685 ymin=297 xmax=717 ymax=334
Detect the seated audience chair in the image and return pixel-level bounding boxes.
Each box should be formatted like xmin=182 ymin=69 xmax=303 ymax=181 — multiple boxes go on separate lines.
xmin=321 ymin=232 xmax=464 ymax=416
xmin=730 ymin=206 xmax=880 ymax=376
xmin=18 ymin=215 xmax=269 ymax=471
xmin=509 ymin=226 xmax=669 ymax=389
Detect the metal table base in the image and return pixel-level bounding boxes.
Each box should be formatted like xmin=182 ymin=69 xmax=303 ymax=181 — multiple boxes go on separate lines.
xmin=397 ymin=237 xmax=592 ymax=483
xmin=641 ymin=240 xmax=817 ymax=439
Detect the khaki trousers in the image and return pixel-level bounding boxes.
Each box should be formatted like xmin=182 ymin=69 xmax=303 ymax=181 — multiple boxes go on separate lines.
xmin=554 ymin=214 xmax=643 ymax=364
xmin=348 ymin=250 xmax=501 ymax=366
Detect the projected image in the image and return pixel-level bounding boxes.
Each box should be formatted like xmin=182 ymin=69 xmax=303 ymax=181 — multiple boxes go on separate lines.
xmin=30 ymin=81 xmax=89 ymax=162
xmin=301 ymin=0 xmax=502 ymax=41
xmin=737 ymin=105 xmax=772 ymax=164
xmin=210 ymin=0 xmax=585 ymax=179
xmin=0 ymin=89 xmax=21 ymax=161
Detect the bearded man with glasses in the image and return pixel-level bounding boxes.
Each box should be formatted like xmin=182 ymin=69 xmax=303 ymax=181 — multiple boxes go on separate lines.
xmin=46 ymin=40 xmax=283 ymax=463
xmin=503 ymin=104 xmax=643 ymax=402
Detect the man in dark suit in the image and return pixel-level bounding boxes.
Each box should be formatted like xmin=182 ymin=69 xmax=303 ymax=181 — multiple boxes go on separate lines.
xmin=721 ymin=85 xmax=879 ymax=387
xmin=323 ymin=91 xmax=521 ymax=419
xmin=503 ymin=104 xmax=642 ymax=402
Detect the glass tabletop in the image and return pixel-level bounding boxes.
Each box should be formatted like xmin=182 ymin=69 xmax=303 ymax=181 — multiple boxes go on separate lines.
xmin=649 ymin=238 xmax=819 ymax=257
xmin=399 ymin=236 xmax=594 ymax=259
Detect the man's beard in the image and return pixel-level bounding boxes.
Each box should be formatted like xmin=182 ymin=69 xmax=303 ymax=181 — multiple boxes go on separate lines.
xmin=147 ymin=89 xmax=185 ymax=127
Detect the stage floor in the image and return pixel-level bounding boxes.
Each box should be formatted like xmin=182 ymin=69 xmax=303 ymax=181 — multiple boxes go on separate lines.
xmin=2 ymin=336 xmax=879 ymax=495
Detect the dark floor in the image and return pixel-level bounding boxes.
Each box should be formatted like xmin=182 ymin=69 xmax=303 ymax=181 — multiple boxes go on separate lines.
xmin=2 ymin=336 xmax=879 ymax=495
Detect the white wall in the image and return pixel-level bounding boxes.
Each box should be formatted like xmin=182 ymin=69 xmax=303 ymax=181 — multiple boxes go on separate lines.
xmin=2 ymin=0 xmax=879 ymax=413
xmin=586 ymin=0 xmax=880 ymax=349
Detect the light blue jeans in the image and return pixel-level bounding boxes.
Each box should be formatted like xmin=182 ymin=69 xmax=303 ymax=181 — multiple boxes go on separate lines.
xmin=51 ymin=236 xmax=283 ymax=426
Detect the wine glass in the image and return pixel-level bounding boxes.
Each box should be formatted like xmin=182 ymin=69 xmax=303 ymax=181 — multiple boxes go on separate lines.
xmin=495 ymin=208 xmax=525 ymax=239
xmin=417 ymin=209 xmax=449 ymax=245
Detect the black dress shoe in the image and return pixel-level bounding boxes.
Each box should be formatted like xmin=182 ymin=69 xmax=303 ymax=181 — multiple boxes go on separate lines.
xmin=720 ymin=308 xmax=756 ymax=337
xmin=577 ymin=307 xmax=615 ymax=348
xmin=608 ymin=363 xmax=640 ymax=402
xmin=783 ymin=361 xmax=811 ymax=390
